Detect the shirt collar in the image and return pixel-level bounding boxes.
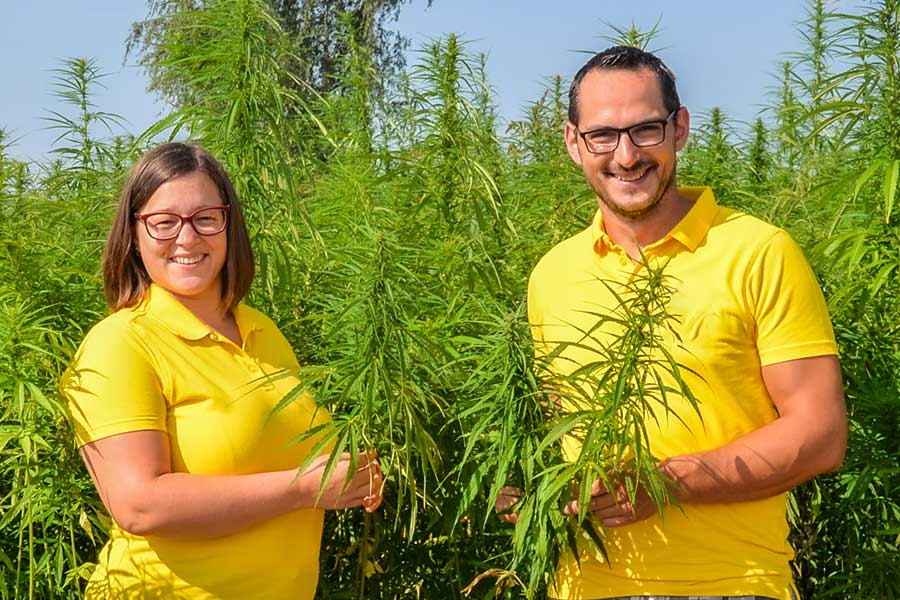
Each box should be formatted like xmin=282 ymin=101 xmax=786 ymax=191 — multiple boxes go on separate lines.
xmin=666 ymin=186 xmax=718 ymax=251
xmin=140 ymin=284 xmax=262 ymax=342
xmin=591 ymin=186 xmax=718 ymax=254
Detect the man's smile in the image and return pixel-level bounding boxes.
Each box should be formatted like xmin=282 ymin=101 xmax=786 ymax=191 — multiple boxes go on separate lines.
xmin=608 ymin=164 xmax=654 ymax=183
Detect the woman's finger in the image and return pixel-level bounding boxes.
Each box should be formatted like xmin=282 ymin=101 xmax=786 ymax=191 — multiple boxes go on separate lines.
xmin=364 ymin=493 xmax=383 ymax=512
xmin=498 ymin=512 xmax=518 ymax=524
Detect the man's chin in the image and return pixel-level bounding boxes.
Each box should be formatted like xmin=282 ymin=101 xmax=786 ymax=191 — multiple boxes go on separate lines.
xmin=595 ymin=170 xmax=677 ymax=220
xmin=597 ymin=192 xmax=660 ymax=219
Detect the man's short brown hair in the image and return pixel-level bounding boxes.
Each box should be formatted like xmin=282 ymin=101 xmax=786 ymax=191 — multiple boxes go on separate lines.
xmin=568 ymin=45 xmax=680 ymax=125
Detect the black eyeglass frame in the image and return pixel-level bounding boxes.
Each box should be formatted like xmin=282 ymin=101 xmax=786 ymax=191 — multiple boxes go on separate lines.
xmin=576 ymin=107 xmax=682 ymax=154
xmin=134 ymin=205 xmax=231 ymax=241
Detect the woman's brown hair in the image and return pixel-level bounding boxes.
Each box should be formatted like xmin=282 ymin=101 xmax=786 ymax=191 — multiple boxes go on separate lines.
xmin=102 ymin=143 xmax=255 ymax=312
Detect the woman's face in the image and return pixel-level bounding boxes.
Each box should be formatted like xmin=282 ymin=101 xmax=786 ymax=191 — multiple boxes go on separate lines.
xmin=135 ymin=170 xmax=228 ymax=309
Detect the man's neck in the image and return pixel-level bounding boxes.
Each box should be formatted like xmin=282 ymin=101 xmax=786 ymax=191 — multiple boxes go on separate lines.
xmin=600 ymin=189 xmax=694 ymax=261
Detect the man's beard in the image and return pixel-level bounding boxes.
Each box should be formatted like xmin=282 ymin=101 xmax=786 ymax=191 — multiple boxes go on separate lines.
xmin=594 ymin=158 xmax=677 ymax=219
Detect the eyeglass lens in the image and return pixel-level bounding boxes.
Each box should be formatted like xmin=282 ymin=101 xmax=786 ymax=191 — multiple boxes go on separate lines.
xmin=585 ymin=123 xmax=665 ymax=152
xmin=144 ymin=207 xmax=228 ymax=240
xmin=581 ymin=109 xmax=678 ymax=153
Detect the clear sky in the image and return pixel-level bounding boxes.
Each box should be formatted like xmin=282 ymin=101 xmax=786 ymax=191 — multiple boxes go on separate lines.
xmin=2 ymin=1 xmax=829 ymax=162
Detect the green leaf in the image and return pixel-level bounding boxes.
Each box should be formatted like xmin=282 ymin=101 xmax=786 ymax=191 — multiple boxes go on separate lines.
xmin=882 ymin=158 xmax=899 ymax=224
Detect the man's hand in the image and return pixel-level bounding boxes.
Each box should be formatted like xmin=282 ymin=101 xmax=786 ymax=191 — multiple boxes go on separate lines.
xmin=563 ymin=477 xmax=661 ymax=527
xmin=494 ymin=486 xmax=523 ymax=524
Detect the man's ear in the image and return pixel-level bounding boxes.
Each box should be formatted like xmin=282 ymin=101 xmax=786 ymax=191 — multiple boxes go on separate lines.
xmin=564 ymin=121 xmax=583 ymax=166
xmin=674 ymin=107 xmax=690 ymax=152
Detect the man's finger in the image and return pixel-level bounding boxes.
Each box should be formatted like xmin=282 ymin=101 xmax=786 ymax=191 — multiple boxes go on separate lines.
xmin=563 ymin=499 xmax=580 ymax=515
xmin=590 ymin=478 xmax=613 ymax=496
xmin=588 ymin=493 xmax=619 ymax=511
xmin=600 ymin=514 xmax=634 ymax=528
xmin=591 ymin=503 xmax=625 ymax=520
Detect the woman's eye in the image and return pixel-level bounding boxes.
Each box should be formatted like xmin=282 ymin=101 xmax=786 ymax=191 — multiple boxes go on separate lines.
xmin=151 ymin=217 xmax=179 ymax=229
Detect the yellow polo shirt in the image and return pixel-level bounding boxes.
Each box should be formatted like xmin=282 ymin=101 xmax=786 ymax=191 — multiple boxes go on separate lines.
xmin=528 ymin=187 xmax=837 ymax=600
xmin=63 ymin=285 xmax=331 ymax=599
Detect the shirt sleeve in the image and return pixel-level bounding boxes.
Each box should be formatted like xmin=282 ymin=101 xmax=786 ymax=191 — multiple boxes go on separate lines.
xmin=527 ymin=263 xmax=554 ymax=366
xmin=748 ymin=229 xmax=838 ymax=366
xmin=527 ymin=269 xmax=543 ymax=342
xmin=62 ymin=317 xmax=168 ymax=446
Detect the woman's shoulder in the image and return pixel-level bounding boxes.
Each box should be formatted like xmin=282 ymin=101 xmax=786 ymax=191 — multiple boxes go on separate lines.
xmin=74 ymin=305 xmax=157 ymax=366
xmin=236 ymin=303 xmax=275 ymax=325
xmin=82 ymin=304 xmax=145 ymax=341
xmin=63 ymin=306 xmax=159 ymax=397
xmin=234 ymin=304 xmax=289 ymax=338
xmin=234 ymin=304 xmax=299 ymax=367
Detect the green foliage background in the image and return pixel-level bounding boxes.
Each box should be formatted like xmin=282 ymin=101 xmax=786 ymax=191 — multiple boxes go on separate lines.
xmin=1 ymin=0 xmax=899 ymax=598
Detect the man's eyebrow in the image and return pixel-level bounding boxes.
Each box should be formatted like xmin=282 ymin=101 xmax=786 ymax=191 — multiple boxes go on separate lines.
xmin=580 ymin=115 xmax=666 ymax=133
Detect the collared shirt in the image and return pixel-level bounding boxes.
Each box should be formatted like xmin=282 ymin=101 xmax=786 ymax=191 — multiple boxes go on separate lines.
xmin=63 ymin=284 xmax=330 ymax=599
xmin=528 ymin=187 xmax=837 ymax=600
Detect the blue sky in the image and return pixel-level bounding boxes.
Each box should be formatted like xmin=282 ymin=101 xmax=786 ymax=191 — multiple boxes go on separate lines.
xmin=2 ymin=1 xmax=828 ymax=162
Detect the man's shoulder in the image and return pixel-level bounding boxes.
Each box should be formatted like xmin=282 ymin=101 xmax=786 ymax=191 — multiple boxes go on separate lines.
xmin=530 ymin=225 xmax=595 ymax=283
xmin=701 ymin=205 xmax=821 ymax=296
xmin=708 ymin=204 xmax=791 ymax=253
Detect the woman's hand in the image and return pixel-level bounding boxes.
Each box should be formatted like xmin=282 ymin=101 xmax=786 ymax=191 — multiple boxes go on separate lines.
xmin=300 ymin=451 xmax=383 ymax=512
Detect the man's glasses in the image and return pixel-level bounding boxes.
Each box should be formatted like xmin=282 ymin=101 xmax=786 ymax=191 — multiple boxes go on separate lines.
xmin=135 ymin=205 xmax=230 ymax=241
xmin=576 ymin=107 xmax=680 ymax=154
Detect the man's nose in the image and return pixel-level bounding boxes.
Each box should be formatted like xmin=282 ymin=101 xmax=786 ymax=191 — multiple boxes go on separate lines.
xmin=613 ymin=132 xmax=641 ymax=169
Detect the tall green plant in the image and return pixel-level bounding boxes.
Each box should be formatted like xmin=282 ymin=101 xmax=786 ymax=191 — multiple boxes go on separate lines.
xmin=807 ymin=0 xmax=900 ymax=304
xmin=399 ymin=34 xmax=512 ymax=292
xmin=790 ymin=0 xmax=839 ymax=158
xmin=268 ymin=32 xmax=520 ymax=599
xmin=5 ymin=4 xmax=900 ymax=599
xmin=679 ymin=108 xmax=741 ymax=206
xmin=42 ymin=58 xmax=131 ymax=198
xmin=0 ymin=55 xmax=127 ymax=600
xmin=139 ymin=0 xmax=324 ymax=317
xmin=744 ymin=117 xmax=773 ymax=190
xmin=782 ymin=3 xmax=900 ymax=598
xmin=506 ymin=77 xmax=591 ymax=251
xmin=459 ymin=260 xmax=700 ymax=598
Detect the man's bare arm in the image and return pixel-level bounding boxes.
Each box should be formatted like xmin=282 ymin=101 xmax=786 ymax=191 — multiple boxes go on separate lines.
xmin=567 ymin=355 xmax=847 ymax=526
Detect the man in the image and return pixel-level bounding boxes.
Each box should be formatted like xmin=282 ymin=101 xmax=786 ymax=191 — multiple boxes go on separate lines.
xmin=506 ymin=46 xmax=847 ymax=600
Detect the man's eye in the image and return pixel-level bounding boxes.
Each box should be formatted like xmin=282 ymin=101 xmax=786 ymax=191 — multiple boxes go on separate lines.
xmin=631 ymin=124 xmax=662 ymax=138
xmin=587 ymin=130 xmax=618 ymax=143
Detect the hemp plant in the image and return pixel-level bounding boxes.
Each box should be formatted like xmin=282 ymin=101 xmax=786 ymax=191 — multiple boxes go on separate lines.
xmin=465 ymin=257 xmax=700 ymax=599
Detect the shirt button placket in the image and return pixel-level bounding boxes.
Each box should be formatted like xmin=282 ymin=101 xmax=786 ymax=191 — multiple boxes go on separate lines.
xmin=247 ymin=356 xmax=274 ymax=390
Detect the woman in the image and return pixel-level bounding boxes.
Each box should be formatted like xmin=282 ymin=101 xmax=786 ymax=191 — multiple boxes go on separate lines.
xmin=63 ymin=142 xmax=382 ymax=599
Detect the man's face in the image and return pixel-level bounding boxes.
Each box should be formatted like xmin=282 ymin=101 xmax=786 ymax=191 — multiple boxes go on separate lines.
xmin=564 ymin=68 xmax=689 ymax=219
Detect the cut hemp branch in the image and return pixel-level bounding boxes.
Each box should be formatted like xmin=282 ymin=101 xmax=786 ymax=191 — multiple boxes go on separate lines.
xmin=484 ymin=255 xmax=701 ymax=598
